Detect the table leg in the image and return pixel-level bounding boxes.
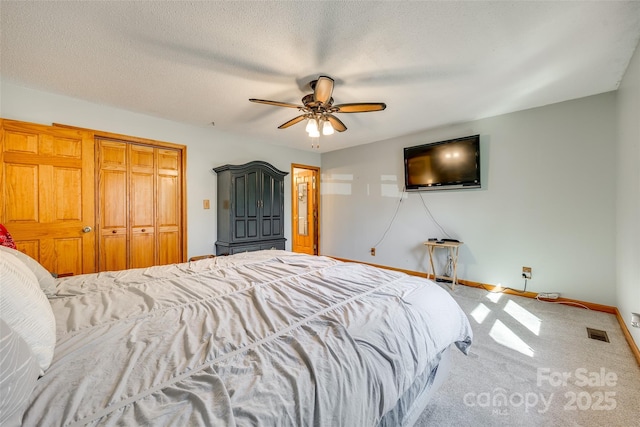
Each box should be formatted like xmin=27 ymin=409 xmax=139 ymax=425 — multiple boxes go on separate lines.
xmin=451 ymin=246 xmax=460 ymax=289
xmin=428 ymin=246 xmax=436 ymax=281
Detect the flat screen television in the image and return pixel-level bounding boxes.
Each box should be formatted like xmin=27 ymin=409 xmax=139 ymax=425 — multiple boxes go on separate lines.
xmin=404 ymin=135 xmax=481 ymax=191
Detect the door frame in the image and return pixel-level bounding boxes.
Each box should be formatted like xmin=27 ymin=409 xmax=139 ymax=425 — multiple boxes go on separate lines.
xmin=291 ymin=164 xmax=320 ymax=255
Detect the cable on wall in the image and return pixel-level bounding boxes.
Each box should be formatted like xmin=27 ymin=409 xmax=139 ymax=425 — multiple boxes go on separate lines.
xmin=417 ymin=191 xmax=451 ymax=239
xmin=370 ymin=187 xmax=405 ymax=249
xmin=371 ymin=187 xmax=457 ymax=250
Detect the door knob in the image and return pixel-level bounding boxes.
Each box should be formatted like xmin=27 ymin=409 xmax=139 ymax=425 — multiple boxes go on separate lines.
xmin=82 ymin=226 xmax=92 ymax=233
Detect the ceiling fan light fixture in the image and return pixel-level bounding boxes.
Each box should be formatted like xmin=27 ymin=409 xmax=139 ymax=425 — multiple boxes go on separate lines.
xmin=307 ymin=119 xmax=320 ymax=138
xmin=322 ymin=120 xmax=334 ymax=136
xmin=305 ymin=118 xmax=318 ymax=134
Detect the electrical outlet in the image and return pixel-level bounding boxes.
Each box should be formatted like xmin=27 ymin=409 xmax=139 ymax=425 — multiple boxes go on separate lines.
xmin=522 ymin=266 xmax=532 ymax=279
xmin=370 ymin=247 xmax=376 ymax=256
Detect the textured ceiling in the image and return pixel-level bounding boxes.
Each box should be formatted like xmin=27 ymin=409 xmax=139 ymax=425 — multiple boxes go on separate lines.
xmin=1 ymin=1 xmax=639 ymax=153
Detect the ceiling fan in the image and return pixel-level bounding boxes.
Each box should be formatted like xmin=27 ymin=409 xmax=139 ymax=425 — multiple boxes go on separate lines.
xmin=249 ymin=75 xmax=386 ymax=137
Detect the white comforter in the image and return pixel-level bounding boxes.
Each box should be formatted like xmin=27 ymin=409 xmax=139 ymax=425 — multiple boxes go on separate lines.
xmin=23 ymin=251 xmax=472 ymax=427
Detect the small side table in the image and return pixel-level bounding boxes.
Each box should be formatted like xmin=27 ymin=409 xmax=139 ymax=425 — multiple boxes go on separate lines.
xmin=423 ymin=241 xmax=464 ymax=289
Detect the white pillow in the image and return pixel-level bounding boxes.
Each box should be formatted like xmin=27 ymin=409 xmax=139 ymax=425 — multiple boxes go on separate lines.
xmin=0 ymin=251 xmax=56 ymax=374
xmin=0 ymin=319 xmax=41 ymax=426
xmin=0 ymin=246 xmax=56 ymax=297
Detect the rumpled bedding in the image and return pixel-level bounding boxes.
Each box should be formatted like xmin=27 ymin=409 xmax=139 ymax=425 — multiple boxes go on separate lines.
xmin=23 ymin=250 xmax=472 ymax=427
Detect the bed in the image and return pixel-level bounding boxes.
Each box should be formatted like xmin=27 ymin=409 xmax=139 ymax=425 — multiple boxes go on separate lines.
xmin=0 ymin=248 xmax=472 ymax=427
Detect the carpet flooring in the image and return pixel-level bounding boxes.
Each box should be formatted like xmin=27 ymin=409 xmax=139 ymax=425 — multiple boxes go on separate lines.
xmin=415 ymin=285 xmax=640 ymax=426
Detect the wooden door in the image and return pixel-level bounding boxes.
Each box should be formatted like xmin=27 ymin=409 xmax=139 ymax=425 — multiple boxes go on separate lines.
xmin=97 ymin=140 xmax=128 ymax=271
xmin=292 ymin=166 xmax=319 ymax=255
xmin=156 ymin=149 xmax=181 ymax=265
xmin=130 ymin=144 xmax=156 ymax=268
xmin=97 ymin=140 xmax=182 ymax=270
xmin=0 ymin=119 xmax=96 ymax=275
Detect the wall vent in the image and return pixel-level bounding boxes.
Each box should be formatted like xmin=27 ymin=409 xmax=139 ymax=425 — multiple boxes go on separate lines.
xmin=586 ymin=328 xmax=609 ymax=343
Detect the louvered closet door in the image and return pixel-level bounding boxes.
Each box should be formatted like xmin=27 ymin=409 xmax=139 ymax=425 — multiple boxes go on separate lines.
xmin=0 ymin=119 xmax=96 ymax=275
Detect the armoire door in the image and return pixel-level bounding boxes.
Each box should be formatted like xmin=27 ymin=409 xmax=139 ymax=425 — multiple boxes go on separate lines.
xmin=232 ymin=169 xmax=259 ymax=242
xmin=0 ymin=119 xmax=96 ymax=275
xmin=260 ymin=172 xmax=284 ymax=240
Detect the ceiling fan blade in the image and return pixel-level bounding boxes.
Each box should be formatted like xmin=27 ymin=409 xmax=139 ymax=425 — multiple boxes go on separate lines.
xmin=249 ymin=99 xmax=303 ymax=109
xmin=334 ymin=102 xmax=387 ymax=113
xmin=326 ymin=114 xmax=347 ymax=132
xmin=313 ymin=76 xmax=334 ymax=106
xmin=278 ymin=115 xmax=307 ymax=129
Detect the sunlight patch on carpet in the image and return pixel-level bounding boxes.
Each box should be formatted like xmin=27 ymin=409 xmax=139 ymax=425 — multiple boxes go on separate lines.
xmin=489 ymin=319 xmax=535 ymax=357
xmin=503 ymin=299 xmax=541 ymax=335
xmin=485 ymin=291 xmax=503 ymax=303
xmin=470 ymin=303 xmax=491 ymax=324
